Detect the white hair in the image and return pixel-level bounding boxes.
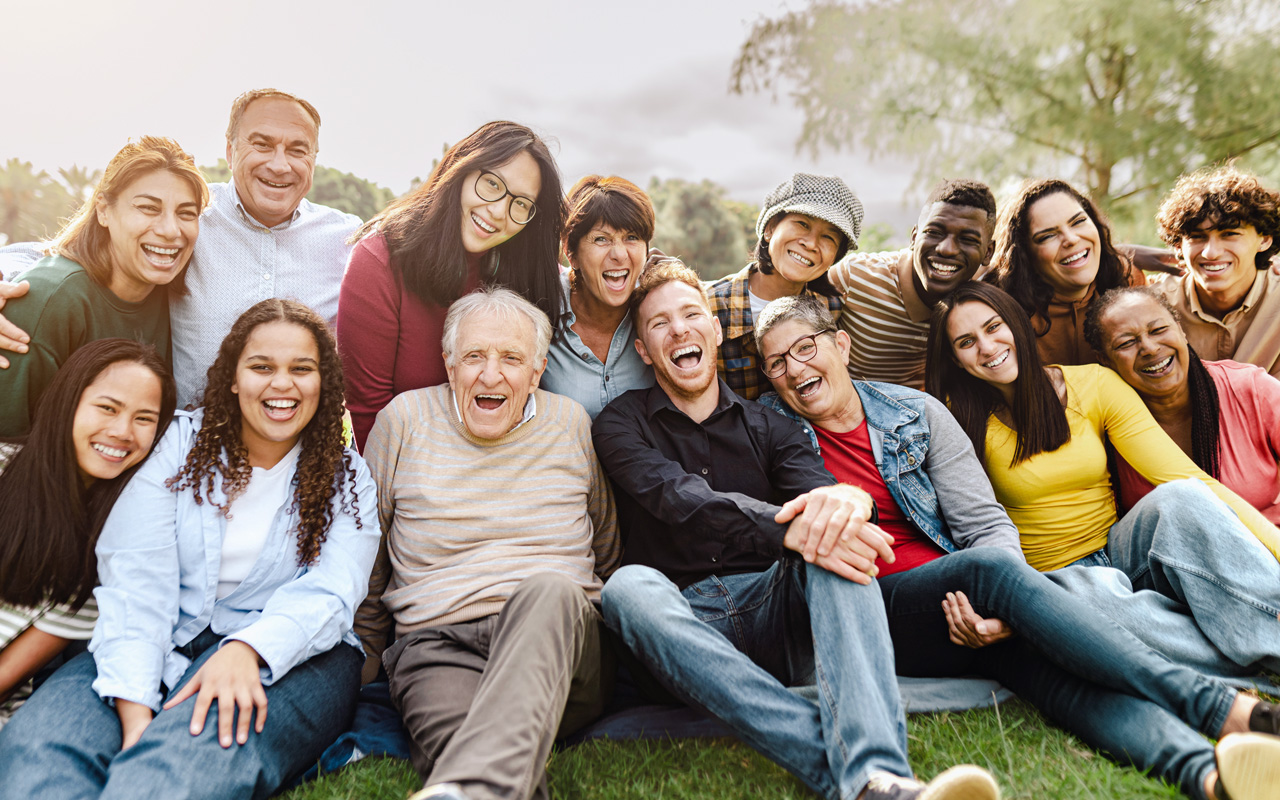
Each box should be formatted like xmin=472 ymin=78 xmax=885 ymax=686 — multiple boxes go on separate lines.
xmin=442 ymin=287 xmax=553 ymax=366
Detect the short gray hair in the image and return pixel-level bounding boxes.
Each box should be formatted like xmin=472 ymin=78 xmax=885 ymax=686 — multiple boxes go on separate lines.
xmin=753 ymin=294 xmax=836 ymax=352
xmin=442 ymin=287 xmax=553 ymax=366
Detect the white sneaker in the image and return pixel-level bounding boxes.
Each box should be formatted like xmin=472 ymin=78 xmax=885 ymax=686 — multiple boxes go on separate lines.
xmin=1216 ymin=733 xmax=1280 ymax=800
xmin=862 ymin=765 xmax=1001 ymax=800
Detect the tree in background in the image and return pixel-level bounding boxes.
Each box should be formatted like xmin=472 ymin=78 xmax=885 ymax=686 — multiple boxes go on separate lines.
xmin=732 ymin=0 xmax=1280 ymax=240
xmin=0 ymin=159 xmax=81 ymax=244
xmin=649 ymin=177 xmax=757 ymax=280
xmin=200 ymin=160 xmax=394 ymax=221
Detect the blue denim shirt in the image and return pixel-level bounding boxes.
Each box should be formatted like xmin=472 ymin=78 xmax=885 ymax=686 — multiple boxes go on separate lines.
xmin=90 ymin=410 xmax=381 ymax=711
xmin=759 ymin=381 xmax=1022 ymax=556
xmin=543 ymin=272 xmax=655 ymax=419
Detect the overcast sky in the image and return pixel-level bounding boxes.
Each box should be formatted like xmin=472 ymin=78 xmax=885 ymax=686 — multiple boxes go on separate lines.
xmin=2 ymin=0 xmax=921 ymax=235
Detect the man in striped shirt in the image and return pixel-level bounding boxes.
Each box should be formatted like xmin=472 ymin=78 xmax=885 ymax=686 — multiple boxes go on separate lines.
xmin=355 ymin=288 xmax=621 ymax=800
xmin=827 ymin=180 xmax=996 ymax=390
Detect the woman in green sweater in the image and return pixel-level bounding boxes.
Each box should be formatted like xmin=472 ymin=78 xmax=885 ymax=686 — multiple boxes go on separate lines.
xmin=0 ymin=136 xmax=207 ymax=435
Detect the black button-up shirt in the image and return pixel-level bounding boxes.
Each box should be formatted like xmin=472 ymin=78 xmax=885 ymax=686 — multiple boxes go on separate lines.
xmin=592 ymin=379 xmax=838 ymax=588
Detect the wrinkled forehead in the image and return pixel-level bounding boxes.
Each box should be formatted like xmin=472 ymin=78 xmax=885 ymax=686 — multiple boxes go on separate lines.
xmin=637 ymin=280 xmax=710 ymax=325
xmin=237 ymin=97 xmax=319 ymax=148
xmin=457 ymin=308 xmax=537 ymax=353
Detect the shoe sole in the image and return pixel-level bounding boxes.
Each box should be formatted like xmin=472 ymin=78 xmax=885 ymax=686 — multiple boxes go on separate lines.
xmin=919 ymin=765 xmax=1001 ymax=800
xmin=1218 ymin=733 xmax=1280 ymax=800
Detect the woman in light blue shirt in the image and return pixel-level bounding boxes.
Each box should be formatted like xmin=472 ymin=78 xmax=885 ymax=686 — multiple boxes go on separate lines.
xmin=0 ymin=299 xmax=379 ymax=799
xmin=542 ymin=176 xmax=656 ymax=418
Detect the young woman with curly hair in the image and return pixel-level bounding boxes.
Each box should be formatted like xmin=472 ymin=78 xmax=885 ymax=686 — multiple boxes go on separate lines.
xmin=925 ymin=281 xmax=1280 ymax=679
xmin=0 ymin=339 xmax=176 ymax=728
xmin=0 ymin=299 xmax=380 ymax=800
xmin=988 ymin=179 xmax=1145 ymax=367
xmin=338 ymin=120 xmax=566 ymax=449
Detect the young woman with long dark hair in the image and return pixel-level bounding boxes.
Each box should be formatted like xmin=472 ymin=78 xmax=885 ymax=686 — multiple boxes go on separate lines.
xmin=925 ymin=281 xmax=1280 ymax=676
xmin=0 ymin=338 xmax=176 ymax=727
xmin=989 ymin=179 xmax=1144 ymax=366
xmin=337 ymin=121 xmax=565 ymax=449
xmin=0 ymin=299 xmax=379 ymax=798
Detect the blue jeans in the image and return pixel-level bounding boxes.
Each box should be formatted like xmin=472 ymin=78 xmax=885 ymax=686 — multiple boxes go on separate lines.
xmin=881 ymin=547 xmax=1231 ymax=799
xmin=0 ymin=630 xmax=362 ymax=800
xmin=601 ymin=559 xmax=909 ymax=800
xmin=1067 ymin=479 xmax=1280 ymax=676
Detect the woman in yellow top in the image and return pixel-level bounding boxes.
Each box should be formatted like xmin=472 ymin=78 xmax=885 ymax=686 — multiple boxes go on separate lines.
xmin=925 ymin=281 xmax=1280 ymax=674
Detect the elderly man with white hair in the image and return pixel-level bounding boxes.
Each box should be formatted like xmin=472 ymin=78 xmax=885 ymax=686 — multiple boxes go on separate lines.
xmin=354 ymin=287 xmax=620 ymax=800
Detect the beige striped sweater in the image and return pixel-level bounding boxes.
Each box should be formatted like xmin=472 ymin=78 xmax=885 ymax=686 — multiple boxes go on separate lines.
xmin=354 ymin=385 xmax=620 ymax=657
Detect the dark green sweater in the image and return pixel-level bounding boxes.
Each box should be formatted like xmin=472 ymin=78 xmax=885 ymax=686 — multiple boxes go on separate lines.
xmin=0 ymin=255 xmax=170 ymax=436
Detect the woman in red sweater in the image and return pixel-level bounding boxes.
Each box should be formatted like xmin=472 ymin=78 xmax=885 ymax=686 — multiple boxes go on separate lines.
xmin=336 ymin=122 xmax=565 ymax=450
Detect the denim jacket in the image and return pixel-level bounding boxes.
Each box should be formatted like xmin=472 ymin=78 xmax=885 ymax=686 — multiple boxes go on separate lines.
xmin=759 ymin=381 xmax=1022 ymax=557
xmin=90 ymin=410 xmax=380 ymax=711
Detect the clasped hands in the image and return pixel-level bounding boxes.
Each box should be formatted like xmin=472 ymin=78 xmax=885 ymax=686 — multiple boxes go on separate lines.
xmin=776 ymin=483 xmax=892 ymax=584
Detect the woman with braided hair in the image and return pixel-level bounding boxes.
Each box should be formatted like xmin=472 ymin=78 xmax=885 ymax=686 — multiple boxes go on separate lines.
xmin=0 ymin=298 xmax=380 ymax=800
xmin=1085 ymin=285 xmax=1280 ymax=523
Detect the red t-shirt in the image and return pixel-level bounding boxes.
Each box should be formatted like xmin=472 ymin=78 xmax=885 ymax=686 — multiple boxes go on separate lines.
xmin=815 ymin=421 xmax=947 ymax=577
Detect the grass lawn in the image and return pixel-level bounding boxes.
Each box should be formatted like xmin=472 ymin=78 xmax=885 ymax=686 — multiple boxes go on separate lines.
xmin=280 ymin=698 xmax=1190 ymax=800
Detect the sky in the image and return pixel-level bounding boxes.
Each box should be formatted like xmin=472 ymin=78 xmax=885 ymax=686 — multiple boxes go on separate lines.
xmin=2 ymin=0 xmax=921 ymax=236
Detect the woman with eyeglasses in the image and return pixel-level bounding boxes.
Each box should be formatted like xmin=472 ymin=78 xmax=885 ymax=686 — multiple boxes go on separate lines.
xmin=337 ymin=121 xmax=565 ymax=450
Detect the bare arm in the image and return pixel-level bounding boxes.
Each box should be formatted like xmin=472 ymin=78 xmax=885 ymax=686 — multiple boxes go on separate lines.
xmin=0 ymin=625 xmax=69 ymax=703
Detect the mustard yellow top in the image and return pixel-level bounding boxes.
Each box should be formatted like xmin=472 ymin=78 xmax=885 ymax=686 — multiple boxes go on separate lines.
xmin=983 ymin=364 xmax=1280 ymax=571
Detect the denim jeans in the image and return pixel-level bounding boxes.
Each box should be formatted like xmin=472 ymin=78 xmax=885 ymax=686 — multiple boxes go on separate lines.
xmin=1065 ymin=479 xmax=1280 ymax=677
xmin=0 ymin=630 xmax=362 ymax=800
xmin=881 ymin=547 xmax=1230 ymax=800
xmin=601 ymin=559 xmax=909 ymax=800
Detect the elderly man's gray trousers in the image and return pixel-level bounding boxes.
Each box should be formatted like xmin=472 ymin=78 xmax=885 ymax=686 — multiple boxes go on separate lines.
xmin=384 ymin=572 xmax=611 ymax=800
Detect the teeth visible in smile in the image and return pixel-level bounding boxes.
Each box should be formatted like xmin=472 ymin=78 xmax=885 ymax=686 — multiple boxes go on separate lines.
xmin=472 ymin=213 xmax=497 ymax=233
xmin=929 ymin=259 xmax=960 ymax=275
xmin=797 ymin=376 xmax=821 ymax=396
xmin=264 ymin=399 xmax=298 ymax=408
xmin=262 ymin=179 xmax=290 ymax=188
xmin=672 ymin=346 xmax=701 ymax=358
xmin=1141 ymin=355 xmax=1174 ymax=374
xmin=92 ymin=443 xmax=128 ymax=458
xmin=476 ymin=394 xmax=505 ymax=400
xmin=1199 ymin=261 xmax=1229 ymax=273
xmin=984 ymin=351 xmax=1010 ymax=369
xmin=788 ymin=251 xmax=815 ymax=267
xmin=603 ymin=269 xmax=628 ymax=279
xmin=1061 ymin=249 xmax=1089 ymax=266
xmin=142 ymin=244 xmax=179 ymax=256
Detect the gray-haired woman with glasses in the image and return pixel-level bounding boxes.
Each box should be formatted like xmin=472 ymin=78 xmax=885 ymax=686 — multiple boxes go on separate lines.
xmin=337 ymin=121 xmax=566 ymax=450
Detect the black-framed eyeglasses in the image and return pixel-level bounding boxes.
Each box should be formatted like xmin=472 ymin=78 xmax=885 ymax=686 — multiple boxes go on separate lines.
xmin=475 ymin=172 xmax=537 ymax=225
xmin=761 ymin=329 xmax=836 ymax=378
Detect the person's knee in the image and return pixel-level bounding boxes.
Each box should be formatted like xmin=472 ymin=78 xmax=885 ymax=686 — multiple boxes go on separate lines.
xmin=600 ymin=565 xmax=673 ymax=626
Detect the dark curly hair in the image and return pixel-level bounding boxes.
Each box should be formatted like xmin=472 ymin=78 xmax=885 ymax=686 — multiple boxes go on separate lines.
xmin=990 ymin=179 xmax=1132 ymax=335
xmin=926 ymin=178 xmax=997 ymax=227
xmin=1156 ymin=165 xmax=1280 ymax=269
xmin=1083 ymin=285 xmax=1221 ymax=478
xmin=167 ymin=298 xmax=361 ymax=566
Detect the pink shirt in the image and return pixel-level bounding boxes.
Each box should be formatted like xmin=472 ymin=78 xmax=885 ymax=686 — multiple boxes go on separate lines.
xmin=1116 ymin=360 xmax=1280 ymax=524
xmin=336 ymin=234 xmax=481 ymax=451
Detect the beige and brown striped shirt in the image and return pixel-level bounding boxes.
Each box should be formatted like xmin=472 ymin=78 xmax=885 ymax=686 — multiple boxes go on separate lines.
xmin=354 ymin=385 xmax=620 ymax=659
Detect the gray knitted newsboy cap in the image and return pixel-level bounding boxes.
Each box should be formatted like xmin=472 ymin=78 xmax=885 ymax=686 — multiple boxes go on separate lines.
xmin=756 ymin=173 xmax=864 ymax=252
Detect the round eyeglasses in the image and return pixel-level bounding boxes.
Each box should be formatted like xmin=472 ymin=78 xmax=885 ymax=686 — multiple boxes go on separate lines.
xmin=475 ymin=172 xmax=537 ymax=225
xmin=761 ymin=329 xmax=836 ymax=378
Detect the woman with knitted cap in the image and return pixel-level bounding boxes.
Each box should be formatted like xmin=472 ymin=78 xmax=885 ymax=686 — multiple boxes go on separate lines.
xmin=706 ymin=173 xmax=862 ymax=399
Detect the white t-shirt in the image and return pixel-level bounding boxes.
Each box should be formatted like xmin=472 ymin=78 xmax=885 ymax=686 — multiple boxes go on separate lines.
xmin=217 ymin=443 xmax=301 ymax=600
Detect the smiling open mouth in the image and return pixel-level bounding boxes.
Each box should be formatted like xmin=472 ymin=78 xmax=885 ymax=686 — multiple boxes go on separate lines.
xmin=263 ymin=399 xmax=299 ymax=420
xmin=928 ymin=258 xmax=960 ymax=275
xmin=475 ymin=393 xmax=507 ymax=410
xmin=1060 ymin=249 xmax=1090 ymax=267
xmin=259 ymin=178 xmax=292 ymax=189
xmin=796 ymin=375 xmax=822 ymax=397
xmin=788 ymin=250 xmax=815 ymax=268
xmin=472 ymin=213 xmax=497 ymax=233
xmin=603 ymin=269 xmax=629 ymax=289
xmin=983 ymin=351 xmax=1010 ymax=369
xmin=91 ymin=443 xmax=129 ymax=459
xmin=142 ymin=244 xmax=180 ymax=265
xmin=1140 ymin=355 xmax=1174 ymax=375
xmin=671 ymin=345 xmax=702 ymax=369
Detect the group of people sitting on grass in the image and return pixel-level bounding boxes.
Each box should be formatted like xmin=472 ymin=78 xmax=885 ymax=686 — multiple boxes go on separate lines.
xmin=0 ymin=87 xmax=1279 ymax=800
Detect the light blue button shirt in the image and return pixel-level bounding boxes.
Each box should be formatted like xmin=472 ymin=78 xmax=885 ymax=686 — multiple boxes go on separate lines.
xmin=168 ymin=182 xmax=361 ymax=408
xmin=89 ymin=410 xmax=380 ymax=711
xmin=542 ymin=272 xmax=654 ymax=419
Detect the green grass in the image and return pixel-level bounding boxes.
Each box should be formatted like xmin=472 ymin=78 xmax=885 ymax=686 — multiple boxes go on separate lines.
xmin=278 ymin=698 xmax=1192 ymax=800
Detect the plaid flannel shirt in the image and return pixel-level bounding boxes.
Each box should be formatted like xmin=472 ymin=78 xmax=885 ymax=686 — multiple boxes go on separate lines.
xmin=706 ymin=265 xmax=844 ymax=400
